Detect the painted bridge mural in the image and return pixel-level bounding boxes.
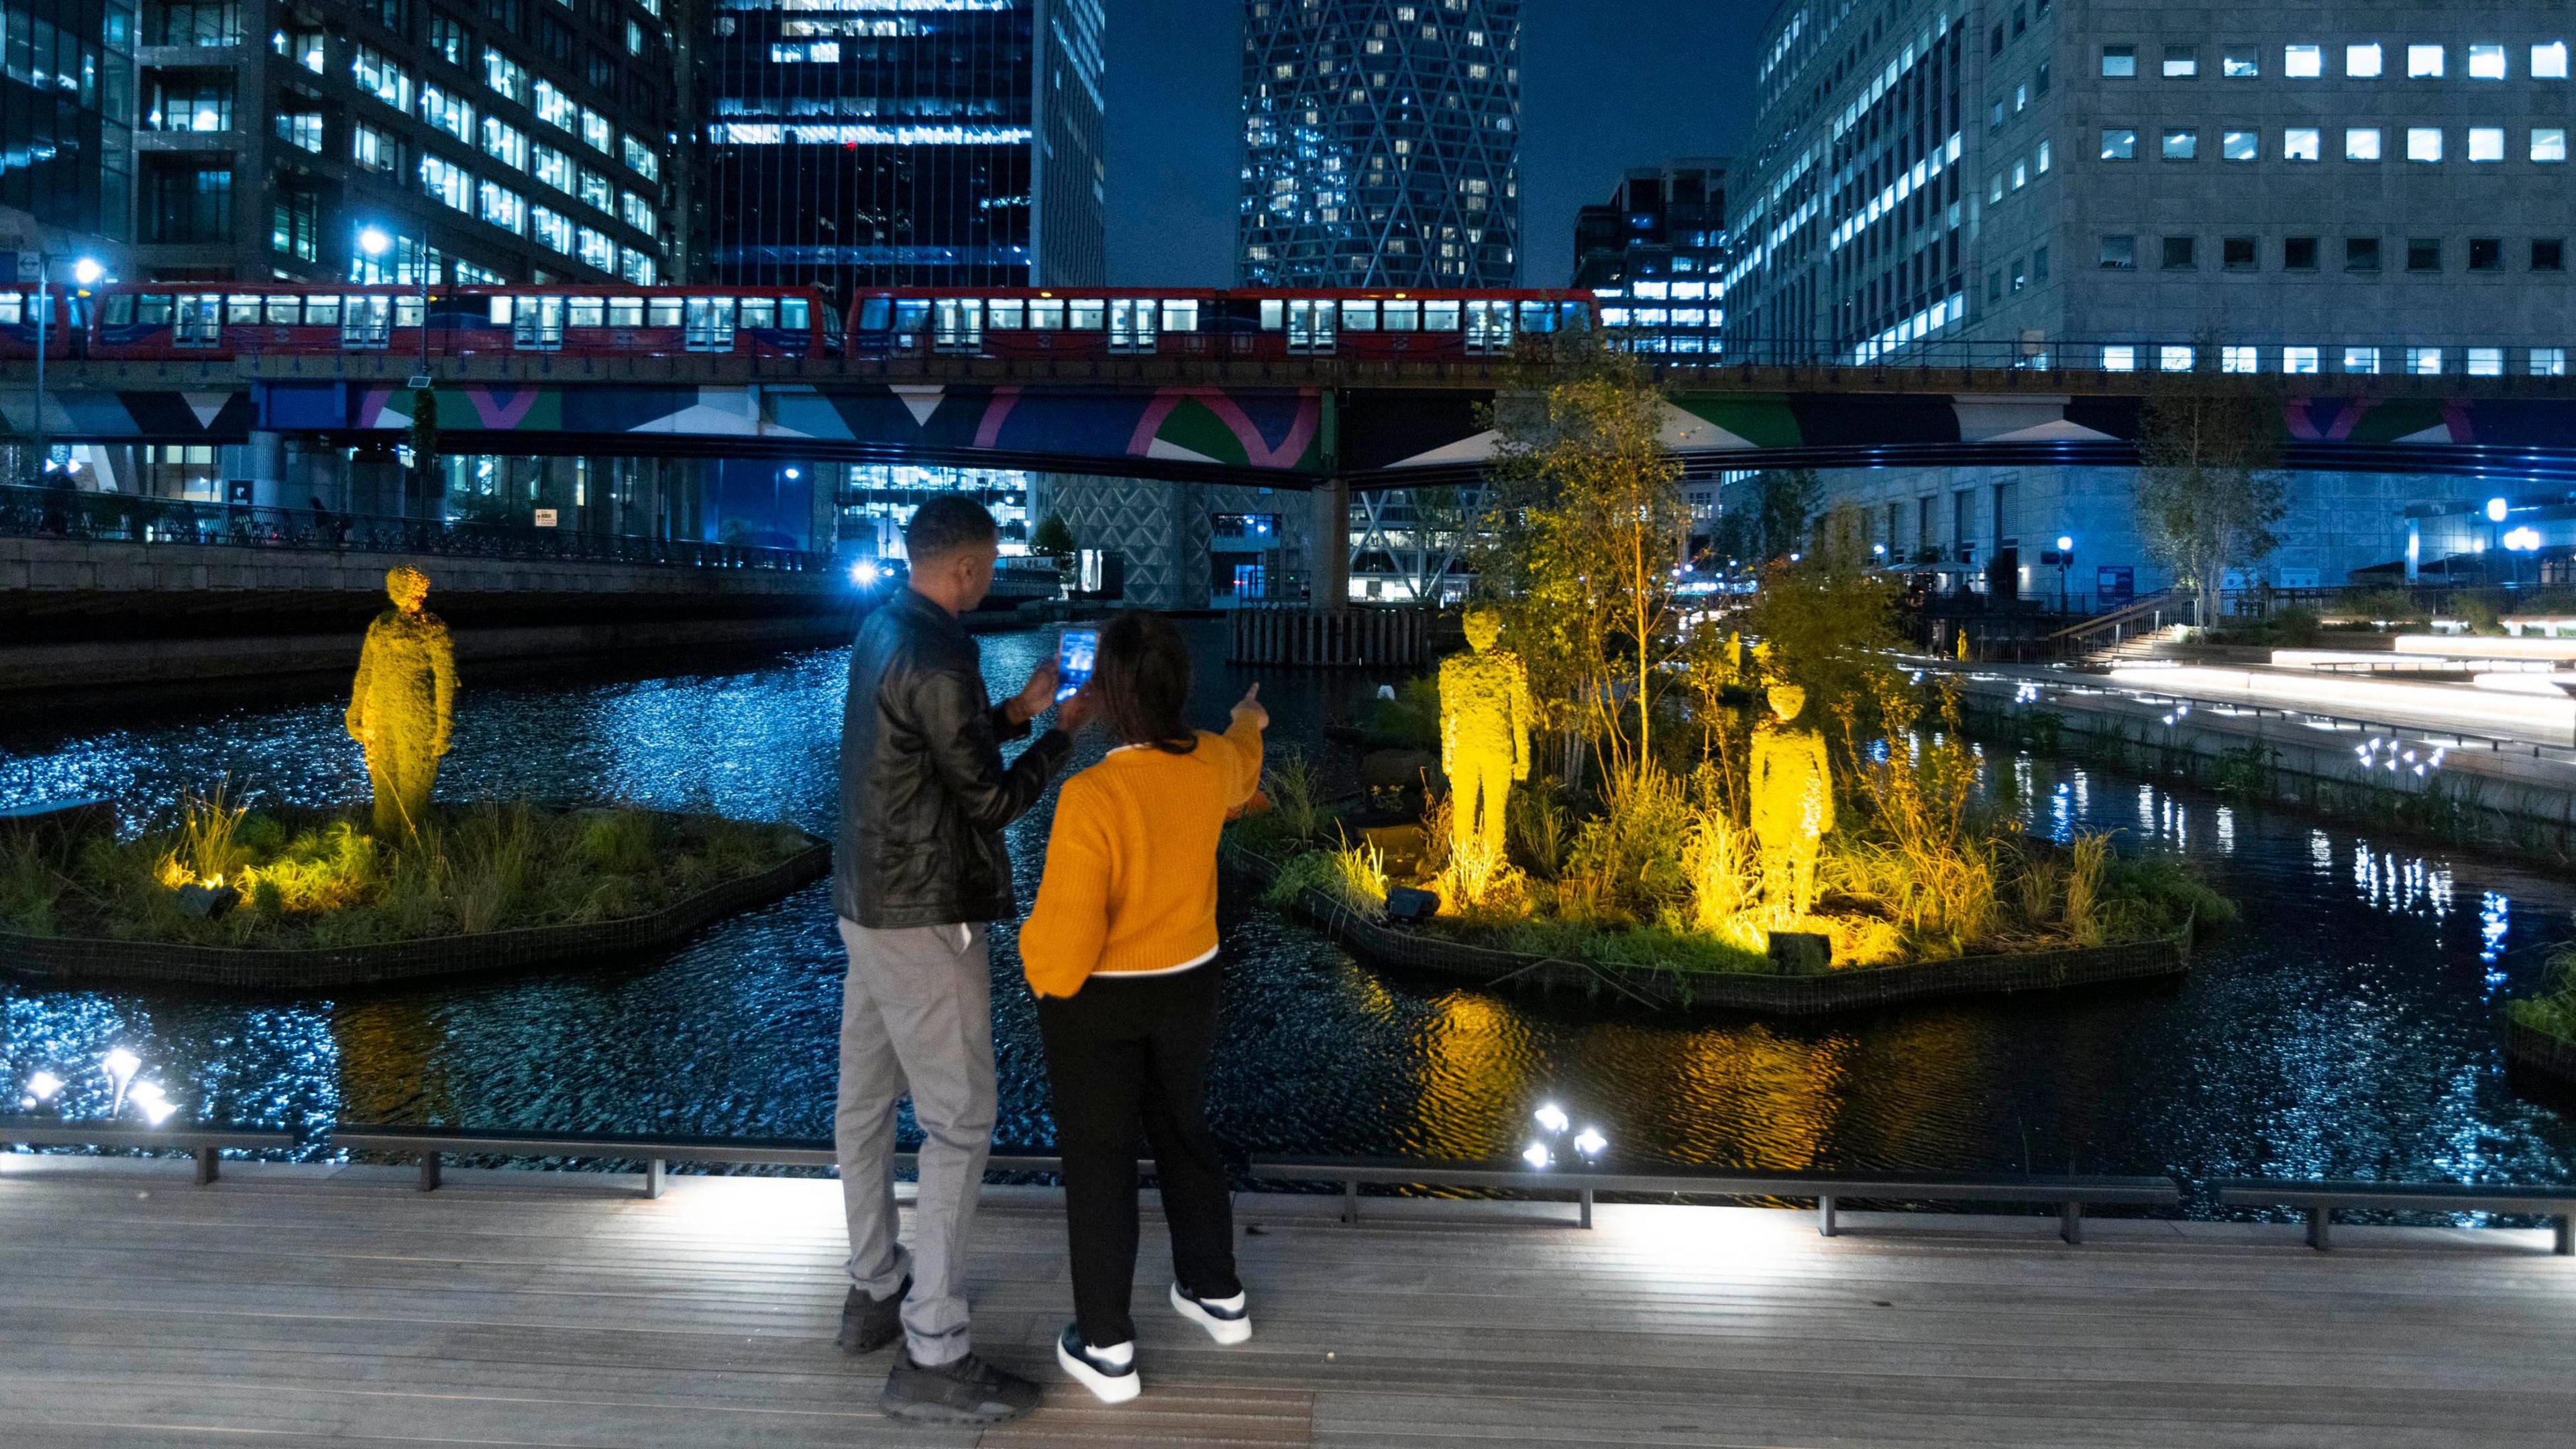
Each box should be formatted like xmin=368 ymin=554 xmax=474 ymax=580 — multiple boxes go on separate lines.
xmin=1 ymin=380 xmax=2572 ymax=484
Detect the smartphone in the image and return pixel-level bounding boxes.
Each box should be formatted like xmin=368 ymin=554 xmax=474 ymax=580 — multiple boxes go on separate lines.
xmin=1055 ymin=627 xmax=1097 ymax=702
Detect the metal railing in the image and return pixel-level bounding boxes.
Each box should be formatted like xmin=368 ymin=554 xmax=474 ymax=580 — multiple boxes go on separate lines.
xmin=0 ymin=483 xmax=826 ymax=573
xmin=0 ymin=1120 xmax=293 ymax=1185
xmin=2215 ymin=1179 xmax=2576 ymax=1254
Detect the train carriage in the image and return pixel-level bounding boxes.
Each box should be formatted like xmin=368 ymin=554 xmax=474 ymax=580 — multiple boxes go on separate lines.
xmin=845 ymin=286 xmax=1594 ymax=362
xmin=0 ymin=288 xmax=85 ymax=360
xmin=83 ymin=284 xmax=841 ymax=362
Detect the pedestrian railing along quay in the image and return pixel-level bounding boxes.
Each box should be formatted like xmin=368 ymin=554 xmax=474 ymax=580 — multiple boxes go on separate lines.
xmin=0 ymin=482 xmax=826 ymax=574
xmin=333 ymin=1124 xmax=1081 ymax=1198
xmin=0 ymin=1120 xmax=293 ymax=1185
xmin=2216 ymin=1179 xmax=2576 ymax=1254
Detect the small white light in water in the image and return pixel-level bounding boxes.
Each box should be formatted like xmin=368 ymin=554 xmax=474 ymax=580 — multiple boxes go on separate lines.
xmin=28 ymin=1071 xmax=62 ymax=1103
xmin=1533 ymin=1103 xmax=1570 ymax=1134
xmin=1522 ymin=1142 xmax=1552 ymax=1169
xmin=137 ymin=1096 xmax=178 ymax=1127
xmin=1573 ymin=1128 xmax=1608 ymax=1157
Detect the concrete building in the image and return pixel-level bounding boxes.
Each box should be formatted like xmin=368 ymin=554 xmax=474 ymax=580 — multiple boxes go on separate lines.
xmin=1572 ymin=159 xmax=1730 ymax=358
xmin=1238 ymin=0 xmax=1522 ymax=288
xmin=128 ymin=0 xmax=677 ymax=287
xmin=1720 ymin=0 xmax=2576 ymax=596
xmin=0 ymin=1 xmax=136 ymax=267
xmin=702 ymin=0 xmax=1106 ymax=291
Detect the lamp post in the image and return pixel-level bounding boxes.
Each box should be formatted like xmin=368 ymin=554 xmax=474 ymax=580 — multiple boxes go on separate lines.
xmin=2054 ymin=534 xmax=2074 ymax=613
xmin=358 ymin=226 xmax=431 ymax=380
xmin=25 ymin=254 xmax=104 ymax=489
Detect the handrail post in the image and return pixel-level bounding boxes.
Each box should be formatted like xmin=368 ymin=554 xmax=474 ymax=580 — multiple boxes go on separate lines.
xmin=1578 ymin=1186 xmax=1594 ymax=1230
xmin=1818 ymin=1194 xmax=1837 ymax=1237
xmin=2558 ymin=1215 xmax=2573 ymax=1257
xmin=195 ymin=1146 xmax=219 ymax=1186
xmin=2306 ymin=1203 xmax=2331 ymax=1250
xmin=2060 ymin=1199 xmax=2082 ymax=1246
xmin=419 ymin=1150 xmax=442 ymax=1193
xmin=1342 ymin=1175 xmax=1358 ymax=1226
xmin=645 ymin=1156 xmax=665 ymax=1200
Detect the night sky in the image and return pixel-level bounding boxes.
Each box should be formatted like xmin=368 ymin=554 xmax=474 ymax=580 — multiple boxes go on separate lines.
xmin=1103 ymin=1 xmax=1770 ymax=286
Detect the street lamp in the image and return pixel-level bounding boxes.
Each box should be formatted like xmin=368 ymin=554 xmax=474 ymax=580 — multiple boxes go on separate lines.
xmin=26 ymin=254 xmax=105 ymax=488
xmin=359 ymin=225 xmax=431 ymax=380
xmin=2053 ymin=534 xmax=2074 ymax=612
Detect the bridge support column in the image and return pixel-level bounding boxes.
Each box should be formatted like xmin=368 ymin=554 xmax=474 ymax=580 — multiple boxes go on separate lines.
xmin=1311 ymin=476 xmax=1349 ymax=609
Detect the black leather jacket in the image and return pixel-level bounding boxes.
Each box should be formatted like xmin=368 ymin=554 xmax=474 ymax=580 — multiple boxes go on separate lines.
xmin=833 ymin=588 xmax=1071 ymax=928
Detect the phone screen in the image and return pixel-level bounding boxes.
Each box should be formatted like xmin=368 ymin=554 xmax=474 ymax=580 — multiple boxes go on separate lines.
xmin=1056 ymin=628 xmax=1097 ymax=702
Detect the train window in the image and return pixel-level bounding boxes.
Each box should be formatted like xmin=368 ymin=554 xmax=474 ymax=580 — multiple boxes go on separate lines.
xmin=1518 ymin=301 xmax=1554 ymax=333
xmin=988 ymin=299 xmax=1025 ymax=329
xmin=684 ymin=297 xmax=736 ymax=350
xmin=488 ymin=297 xmax=515 ymax=324
xmin=892 ymin=299 xmax=929 ymax=333
xmin=1162 ymin=299 xmax=1200 ymax=332
xmin=1340 ymin=300 xmax=1378 ymax=331
xmin=1028 ymin=297 xmax=1065 ymax=329
xmin=855 ymin=297 xmax=891 ymax=331
xmin=103 ymin=294 xmax=133 ymax=325
xmin=1424 ymin=299 xmax=1461 ymax=331
xmin=1068 ymin=299 xmax=1106 ymax=330
xmin=178 ymin=294 xmax=225 ymax=345
xmin=305 ymin=296 xmax=340 ymax=326
xmin=931 ymin=297 xmax=981 ymax=350
xmin=1560 ymin=301 xmax=1589 ymax=330
xmin=265 ymin=296 xmax=303 ymax=325
xmin=610 ymin=297 xmax=644 ymax=327
xmin=781 ymin=299 xmax=810 ymax=330
xmin=0 ymin=293 xmax=21 ymax=325
xmin=227 ymin=294 xmax=262 ymax=324
xmin=137 ymin=294 xmax=173 ymax=325
xmin=740 ymin=299 xmax=777 ymax=330
xmin=822 ymin=306 xmax=843 ymax=341
xmin=1285 ymin=299 xmax=1336 ymax=350
xmin=567 ymin=298 xmax=604 ymax=328
xmin=1259 ymin=299 xmax=1285 ymax=330
xmin=1381 ymin=301 xmax=1419 ymax=332
xmin=1108 ymin=299 xmax=1157 ymax=350
xmin=395 ymin=296 xmax=424 ymax=329
xmin=648 ymin=298 xmax=683 ymax=328
xmin=1464 ymin=300 xmax=1514 ymax=352
xmin=343 ymin=296 xmax=391 ymax=347
xmin=515 ymin=296 xmax=566 ymax=349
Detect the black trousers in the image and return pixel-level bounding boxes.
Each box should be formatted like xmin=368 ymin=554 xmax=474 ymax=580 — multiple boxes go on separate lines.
xmin=1036 ymin=962 xmax=1242 ymax=1347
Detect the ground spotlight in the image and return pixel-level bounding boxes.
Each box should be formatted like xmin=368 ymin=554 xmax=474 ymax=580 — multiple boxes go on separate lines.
xmin=1533 ymin=1103 xmax=1569 ymax=1134
xmin=1521 ymin=1141 xmax=1551 ymax=1169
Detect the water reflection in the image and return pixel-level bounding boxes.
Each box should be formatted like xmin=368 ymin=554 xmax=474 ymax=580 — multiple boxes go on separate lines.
xmin=3 ymin=629 xmax=2573 ymax=1203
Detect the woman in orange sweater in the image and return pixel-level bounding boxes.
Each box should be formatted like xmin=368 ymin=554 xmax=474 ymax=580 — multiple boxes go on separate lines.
xmin=1020 ymin=611 xmax=1267 ymax=1403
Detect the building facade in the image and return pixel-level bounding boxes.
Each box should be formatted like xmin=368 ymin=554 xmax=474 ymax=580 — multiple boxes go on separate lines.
xmin=125 ymin=0 xmax=676 ymax=286
xmin=0 ymin=1 xmax=136 ymax=265
xmin=1721 ymin=0 xmax=2576 ymax=594
xmin=1238 ymin=0 xmax=1521 ymax=287
xmin=702 ymin=0 xmax=1106 ymax=291
xmin=1571 ymin=159 xmax=1729 ymax=358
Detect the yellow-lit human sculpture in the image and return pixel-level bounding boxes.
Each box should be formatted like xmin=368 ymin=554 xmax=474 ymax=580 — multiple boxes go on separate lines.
xmin=1438 ymin=604 xmax=1532 ymax=865
xmin=346 ymin=566 xmax=458 ymax=837
xmin=1750 ymin=684 xmax=1833 ymax=922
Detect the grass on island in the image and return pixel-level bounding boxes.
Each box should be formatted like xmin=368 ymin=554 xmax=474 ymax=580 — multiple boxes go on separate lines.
xmin=2509 ymin=949 xmax=2576 ymax=1047
xmin=0 ymin=787 xmax=817 ymax=951
xmin=1233 ymin=703 xmax=2233 ymax=982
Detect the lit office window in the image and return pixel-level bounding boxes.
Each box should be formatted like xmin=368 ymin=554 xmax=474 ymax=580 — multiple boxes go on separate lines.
xmin=2346 ymin=127 xmax=2381 ymax=161
xmin=2467 ymin=44 xmax=2507 ymax=79
xmin=2222 ymin=50 xmax=2259 ymax=77
xmin=2100 ymin=344 xmax=2137 ymax=371
xmin=2223 ymin=129 xmax=2257 ymax=160
xmin=2098 ymin=234 xmax=2137 ymax=269
xmin=2037 ymin=140 xmax=2053 ymax=172
xmin=2343 ymin=347 xmax=2380 ymax=374
xmin=2163 ymin=127 xmax=2198 ymax=160
xmin=2100 ymin=44 xmax=2135 ymax=77
xmin=2159 ymin=345 xmax=2195 ymax=372
xmin=2408 ymin=347 xmax=2444 ymax=375
xmin=2406 ymin=127 xmax=2443 ymax=162
xmin=2467 ymin=347 xmax=2504 ymax=377
xmin=2221 ymin=345 xmax=2259 ymax=374
xmin=2346 ymin=43 xmax=2381 ymax=77
xmin=2283 ymin=347 xmax=2320 ymax=374
xmin=2284 ymin=127 xmax=2321 ymax=161
xmin=2164 ymin=46 xmax=2197 ymax=78
xmin=2101 ymin=127 xmax=2137 ymax=159
xmin=2468 ymin=127 xmax=2505 ymax=162
xmin=2533 ymin=127 xmax=2568 ymax=162
xmin=2536 ymin=42 xmax=2570 ymax=79
xmin=2532 ymin=347 xmax=2569 ymax=376
xmin=2284 ymin=44 xmax=2322 ymax=78
xmin=2013 ymin=158 xmax=2029 ymax=187
xmin=1990 ymin=172 xmax=2006 ymax=203
xmin=2408 ymin=44 xmax=2444 ymax=78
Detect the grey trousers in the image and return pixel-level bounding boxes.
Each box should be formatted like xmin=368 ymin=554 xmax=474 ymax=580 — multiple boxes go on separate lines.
xmin=835 ymin=917 xmax=998 ymax=1366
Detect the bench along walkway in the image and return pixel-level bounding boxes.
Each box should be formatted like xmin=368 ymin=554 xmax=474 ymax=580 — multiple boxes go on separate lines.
xmin=5 ymin=1159 xmax=2574 ymax=1448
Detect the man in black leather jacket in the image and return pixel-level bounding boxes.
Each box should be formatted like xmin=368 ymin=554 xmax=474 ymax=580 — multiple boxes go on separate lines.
xmin=828 ymin=496 xmax=1087 ymax=1427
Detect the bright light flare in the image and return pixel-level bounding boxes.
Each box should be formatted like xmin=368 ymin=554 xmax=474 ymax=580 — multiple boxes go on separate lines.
xmin=103 ymin=1048 xmax=141 ymax=1112
xmin=26 ymin=1070 xmax=62 ymax=1103
xmin=1521 ymin=1141 xmax=1552 ymax=1169
xmin=71 ymin=257 xmax=103 ymax=286
xmin=1573 ymin=1127 xmax=1608 ymax=1157
xmin=849 ymin=560 xmax=879 ymax=587
xmin=1533 ymin=1103 xmax=1570 ymax=1134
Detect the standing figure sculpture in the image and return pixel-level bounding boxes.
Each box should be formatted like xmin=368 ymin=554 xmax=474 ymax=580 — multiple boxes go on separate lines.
xmin=1437 ymin=604 xmax=1532 ymax=865
xmin=1750 ymin=684 xmax=1833 ymax=922
xmin=346 ymin=566 xmax=458 ymax=837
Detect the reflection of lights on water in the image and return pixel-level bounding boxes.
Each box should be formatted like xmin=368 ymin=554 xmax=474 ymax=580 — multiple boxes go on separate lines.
xmin=2215 ymin=806 xmax=2235 ymax=853
xmin=2311 ymin=829 xmax=2335 ymax=873
xmin=1533 ymin=1103 xmax=1569 ymax=1134
xmin=2479 ymin=892 xmax=2510 ymax=964
xmin=103 ymin=1048 xmax=140 ymax=1114
xmin=1521 ymin=1141 xmax=1552 ymax=1169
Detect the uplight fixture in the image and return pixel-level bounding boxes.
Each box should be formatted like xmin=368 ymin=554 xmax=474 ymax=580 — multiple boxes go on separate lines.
xmin=103 ymin=1048 xmax=140 ymax=1113
xmin=26 ymin=1070 xmax=62 ymax=1103
xmin=1533 ymin=1103 xmax=1570 ymax=1134
xmin=1573 ymin=1127 xmax=1608 ymax=1158
xmin=1521 ymin=1141 xmax=1552 ymax=1169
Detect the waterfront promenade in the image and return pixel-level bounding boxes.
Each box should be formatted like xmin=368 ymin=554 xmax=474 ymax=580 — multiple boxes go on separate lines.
xmin=2 ymin=1159 xmax=2571 ymax=1446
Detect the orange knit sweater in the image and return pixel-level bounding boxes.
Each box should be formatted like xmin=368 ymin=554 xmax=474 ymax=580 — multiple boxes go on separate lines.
xmin=1019 ymin=717 xmax=1264 ymax=999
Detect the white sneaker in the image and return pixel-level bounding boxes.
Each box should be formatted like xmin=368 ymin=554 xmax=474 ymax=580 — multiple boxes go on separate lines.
xmin=1056 ymin=1324 xmax=1141 ymax=1404
xmin=1169 ymin=1283 xmax=1252 ymax=1346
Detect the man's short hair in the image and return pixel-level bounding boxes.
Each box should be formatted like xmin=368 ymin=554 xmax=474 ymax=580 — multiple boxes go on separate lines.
xmin=906 ymin=495 xmax=1000 ymax=565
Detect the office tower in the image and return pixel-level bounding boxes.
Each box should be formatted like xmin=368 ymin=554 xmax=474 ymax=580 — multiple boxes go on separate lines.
xmin=1572 ymin=158 xmax=1728 ymax=355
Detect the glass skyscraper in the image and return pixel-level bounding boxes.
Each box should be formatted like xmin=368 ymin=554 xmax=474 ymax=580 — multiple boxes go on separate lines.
xmin=1238 ymin=0 xmax=1521 ymax=287
xmin=704 ymin=0 xmax=1106 ymax=290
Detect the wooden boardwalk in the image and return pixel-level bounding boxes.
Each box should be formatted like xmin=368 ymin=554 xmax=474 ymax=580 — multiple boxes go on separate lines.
xmin=4 ymin=1157 xmax=2574 ymax=1448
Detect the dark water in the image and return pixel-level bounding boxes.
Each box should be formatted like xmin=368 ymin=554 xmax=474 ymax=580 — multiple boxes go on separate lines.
xmin=5 ymin=623 xmax=2573 ymax=1206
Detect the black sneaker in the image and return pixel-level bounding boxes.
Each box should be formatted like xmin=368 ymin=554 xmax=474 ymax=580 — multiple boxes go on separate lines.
xmin=881 ymin=1350 xmax=1042 ymax=1426
xmin=837 ymin=1275 xmax=909 ymax=1355
xmin=1055 ymin=1323 xmax=1141 ymax=1404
